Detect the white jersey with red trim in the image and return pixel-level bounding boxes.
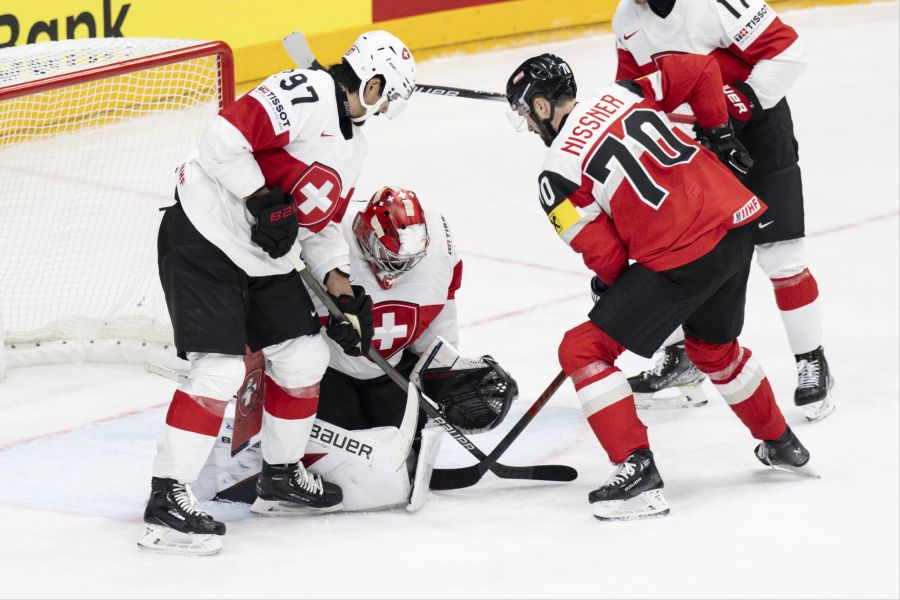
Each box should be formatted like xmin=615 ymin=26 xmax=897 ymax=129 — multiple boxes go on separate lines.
xmin=317 ymin=208 xmax=463 ymax=380
xmin=613 ymin=0 xmax=805 ymax=110
xmin=176 ymin=68 xmax=364 ymax=280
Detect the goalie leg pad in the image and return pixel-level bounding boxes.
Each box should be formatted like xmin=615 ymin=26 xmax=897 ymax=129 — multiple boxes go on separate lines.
xmin=407 ymin=421 xmax=443 ymax=512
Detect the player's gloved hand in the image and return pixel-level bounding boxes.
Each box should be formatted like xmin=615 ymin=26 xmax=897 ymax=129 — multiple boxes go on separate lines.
xmin=590 ymin=276 xmax=609 ymax=304
xmin=723 ymin=82 xmax=759 ymax=134
xmin=694 ymin=124 xmax=754 ymax=178
xmin=326 ymin=285 xmax=374 ymax=356
xmin=245 ymin=187 xmax=298 ymax=259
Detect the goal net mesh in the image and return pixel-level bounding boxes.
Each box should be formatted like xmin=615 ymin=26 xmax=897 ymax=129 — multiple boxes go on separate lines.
xmin=0 ymin=38 xmax=233 ymax=366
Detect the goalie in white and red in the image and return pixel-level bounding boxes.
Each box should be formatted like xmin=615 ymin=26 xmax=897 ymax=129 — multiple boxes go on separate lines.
xmin=194 ymin=187 xmax=518 ymax=513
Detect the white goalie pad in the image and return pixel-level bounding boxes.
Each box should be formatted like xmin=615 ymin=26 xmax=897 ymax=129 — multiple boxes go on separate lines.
xmin=195 ymin=414 xmax=443 ymax=512
xmin=407 ymin=421 xmax=443 ymax=512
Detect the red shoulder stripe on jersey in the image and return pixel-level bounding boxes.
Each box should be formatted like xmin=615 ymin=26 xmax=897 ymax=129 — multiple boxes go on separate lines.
xmin=616 ymin=48 xmax=644 ymax=81
xmin=447 ymin=259 xmax=463 ymax=300
xmin=654 ymin=54 xmax=728 ymax=128
xmin=220 ymin=94 xmax=290 ymax=153
xmin=730 ymin=17 xmax=799 ymax=65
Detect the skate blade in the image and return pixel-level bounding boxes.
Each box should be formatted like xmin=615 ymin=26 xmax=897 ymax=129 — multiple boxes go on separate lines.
xmin=764 ymin=462 xmax=822 ymax=479
xmin=592 ymin=488 xmax=670 ymax=521
xmin=136 ymin=524 xmax=222 ymax=556
xmin=634 ymin=385 xmax=708 ymax=410
xmin=250 ymin=497 xmax=344 ymax=516
xmin=803 ymin=391 xmax=836 ymax=423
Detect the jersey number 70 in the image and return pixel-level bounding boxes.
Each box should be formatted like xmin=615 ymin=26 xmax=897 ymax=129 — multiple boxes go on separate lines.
xmin=584 ymin=109 xmax=697 ymax=210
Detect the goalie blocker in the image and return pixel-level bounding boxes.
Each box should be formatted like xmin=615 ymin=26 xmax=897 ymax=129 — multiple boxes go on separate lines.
xmin=194 ymin=337 xmax=518 ymax=511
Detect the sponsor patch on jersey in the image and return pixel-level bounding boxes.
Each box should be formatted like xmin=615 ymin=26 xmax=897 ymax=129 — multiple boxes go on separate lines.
xmin=730 ymin=3 xmax=776 ymax=51
xmin=250 ymin=84 xmax=291 ymax=135
xmin=733 ymin=196 xmax=762 ymax=224
xmin=548 ymin=199 xmax=580 ymax=235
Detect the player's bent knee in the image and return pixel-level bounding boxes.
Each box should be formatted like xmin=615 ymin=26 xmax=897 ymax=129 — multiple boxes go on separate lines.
xmin=755 ymin=239 xmax=808 ymax=279
xmin=184 ymin=352 xmax=246 ymax=401
xmin=559 ymin=321 xmax=623 ymax=375
xmin=683 ymin=337 xmax=740 ymax=374
xmin=264 ymin=333 xmax=331 ymax=389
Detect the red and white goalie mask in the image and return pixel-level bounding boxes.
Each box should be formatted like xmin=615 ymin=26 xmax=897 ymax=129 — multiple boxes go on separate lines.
xmin=352 ymin=187 xmax=429 ymax=289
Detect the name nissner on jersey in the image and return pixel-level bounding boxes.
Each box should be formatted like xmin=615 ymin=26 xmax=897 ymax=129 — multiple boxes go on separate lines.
xmin=560 ymin=94 xmax=626 ymax=157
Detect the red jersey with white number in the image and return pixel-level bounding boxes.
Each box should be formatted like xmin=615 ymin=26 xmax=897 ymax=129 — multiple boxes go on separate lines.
xmin=314 ymin=209 xmax=463 ymax=380
xmin=613 ymin=0 xmax=805 ymax=110
xmin=539 ymin=54 xmax=765 ymax=285
xmin=177 ymin=68 xmax=364 ymax=280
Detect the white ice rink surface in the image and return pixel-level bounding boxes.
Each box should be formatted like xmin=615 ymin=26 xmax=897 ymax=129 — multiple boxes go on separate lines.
xmin=1 ymin=3 xmax=898 ymax=598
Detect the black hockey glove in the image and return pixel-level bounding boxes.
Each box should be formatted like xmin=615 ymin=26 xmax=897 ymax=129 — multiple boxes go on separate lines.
xmin=694 ymin=124 xmax=754 ymax=178
xmin=326 ymin=285 xmax=374 ymax=357
xmin=590 ymin=276 xmax=609 ymax=304
xmin=245 ymin=187 xmax=298 ymax=259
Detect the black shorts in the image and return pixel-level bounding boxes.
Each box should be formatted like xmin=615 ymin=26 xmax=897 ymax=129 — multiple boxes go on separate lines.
xmin=740 ymin=99 xmax=805 ymax=244
xmin=589 ymin=226 xmax=755 ymax=358
xmin=157 ymin=200 xmax=320 ymax=359
xmin=316 ymin=351 xmax=423 ymax=431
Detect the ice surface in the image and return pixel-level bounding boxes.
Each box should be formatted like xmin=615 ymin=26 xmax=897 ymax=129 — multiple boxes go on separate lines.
xmin=0 ymin=3 xmax=897 ymax=598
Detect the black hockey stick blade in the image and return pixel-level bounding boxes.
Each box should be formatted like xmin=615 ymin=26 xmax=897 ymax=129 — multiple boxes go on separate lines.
xmin=431 ymin=462 xmax=577 ymax=490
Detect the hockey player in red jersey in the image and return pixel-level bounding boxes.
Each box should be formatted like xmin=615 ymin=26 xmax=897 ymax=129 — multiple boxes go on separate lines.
xmin=193 ymin=187 xmax=517 ymax=512
xmin=139 ymin=31 xmax=416 ymax=555
xmin=614 ymin=0 xmax=834 ymax=422
xmin=505 ymin=52 xmax=814 ymax=520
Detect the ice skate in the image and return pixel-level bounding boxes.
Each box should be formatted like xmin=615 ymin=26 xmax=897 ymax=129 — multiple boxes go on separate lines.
xmin=137 ymin=477 xmax=225 ymax=556
xmin=589 ymin=449 xmax=670 ymax=521
xmin=251 ymin=461 xmax=343 ymax=515
xmin=794 ymin=346 xmax=835 ymax=423
xmin=755 ymin=426 xmax=819 ymax=479
xmin=627 ymin=343 xmax=708 ymax=409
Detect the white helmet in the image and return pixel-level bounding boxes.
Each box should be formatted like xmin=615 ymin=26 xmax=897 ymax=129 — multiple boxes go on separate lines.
xmin=343 ymin=30 xmax=416 ymax=122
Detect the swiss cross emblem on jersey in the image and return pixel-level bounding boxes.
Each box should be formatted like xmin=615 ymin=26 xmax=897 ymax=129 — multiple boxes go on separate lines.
xmin=371 ymin=301 xmax=419 ymax=359
xmin=289 ymin=162 xmax=343 ymax=228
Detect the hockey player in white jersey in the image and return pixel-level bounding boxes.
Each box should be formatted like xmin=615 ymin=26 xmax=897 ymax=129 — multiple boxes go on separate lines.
xmin=139 ymin=31 xmax=416 ymax=556
xmin=194 ymin=187 xmax=518 ymax=512
xmin=613 ymin=0 xmax=834 ymax=421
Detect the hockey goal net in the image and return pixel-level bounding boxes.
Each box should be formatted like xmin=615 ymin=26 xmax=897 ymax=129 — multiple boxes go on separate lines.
xmin=0 ymin=38 xmax=234 ymax=376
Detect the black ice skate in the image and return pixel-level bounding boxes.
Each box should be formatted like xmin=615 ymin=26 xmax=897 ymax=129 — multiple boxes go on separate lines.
xmin=137 ymin=477 xmax=225 ymax=556
xmin=794 ymin=346 xmax=835 ymax=423
xmin=755 ymin=426 xmax=819 ymax=478
xmin=589 ymin=449 xmax=670 ymax=521
xmin=251 ymin=461 xmax=343 ymax=515
xmin=627 ymin=342 xmax=708 ymax=409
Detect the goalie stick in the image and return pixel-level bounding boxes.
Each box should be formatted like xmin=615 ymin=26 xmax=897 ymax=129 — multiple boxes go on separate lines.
xmin=430 ymin=369 xmax=568 ymax=490
xmin=287 ymin=252 xmax=578 ymax=486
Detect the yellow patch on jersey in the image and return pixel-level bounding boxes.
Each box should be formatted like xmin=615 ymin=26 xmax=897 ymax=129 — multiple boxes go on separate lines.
xmin=548 ymin=199 xmax=580 ymax=235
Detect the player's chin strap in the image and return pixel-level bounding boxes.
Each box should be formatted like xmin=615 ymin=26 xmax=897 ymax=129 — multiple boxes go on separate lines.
xmin=286 ymin=252 xmax=577 ymax=487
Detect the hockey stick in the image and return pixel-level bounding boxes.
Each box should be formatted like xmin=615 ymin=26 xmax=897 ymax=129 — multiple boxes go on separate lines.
xmin=282 ymin=32 xmax=507 ymax=103
xmin=287 ymin=253 xmax=577 ymax=485
xmin=430 ymin=369 xmax=568 ymax=490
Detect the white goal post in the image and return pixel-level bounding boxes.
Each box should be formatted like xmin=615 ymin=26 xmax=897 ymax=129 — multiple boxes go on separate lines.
xmin=0 ymin=38 xmax=235 ymax=378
